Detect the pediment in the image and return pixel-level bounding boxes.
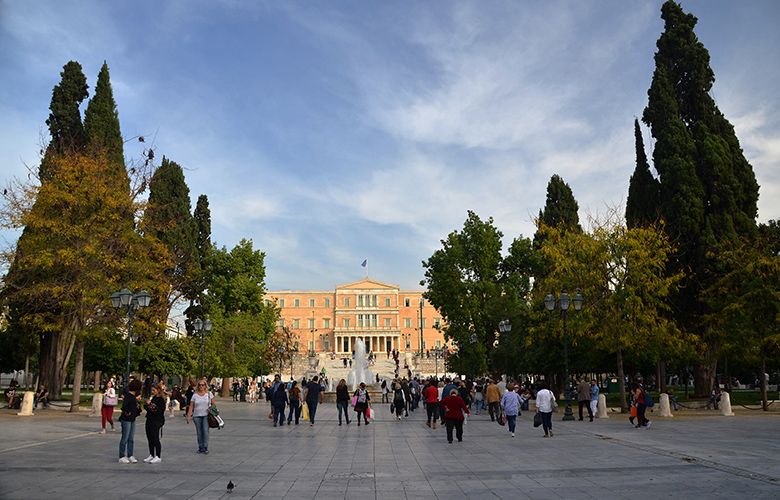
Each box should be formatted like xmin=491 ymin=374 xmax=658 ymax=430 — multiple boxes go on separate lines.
xmin=336 ymin=277 xmax=399 ymax=291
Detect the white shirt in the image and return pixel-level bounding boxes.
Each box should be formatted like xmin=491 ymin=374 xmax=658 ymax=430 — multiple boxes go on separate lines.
xmin=535 ymin=389 xmax=556 ymax=413
xmin=191 ymin=392 xmax=213 ymax=417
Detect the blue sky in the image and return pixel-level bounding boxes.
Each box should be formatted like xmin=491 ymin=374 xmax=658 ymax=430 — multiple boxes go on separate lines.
xmin=2 ymin=1 xmax=779 ymax=296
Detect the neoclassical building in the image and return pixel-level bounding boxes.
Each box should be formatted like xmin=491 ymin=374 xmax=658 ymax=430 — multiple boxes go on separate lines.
xmin=265 ymin=278 xmax=448 ymax=354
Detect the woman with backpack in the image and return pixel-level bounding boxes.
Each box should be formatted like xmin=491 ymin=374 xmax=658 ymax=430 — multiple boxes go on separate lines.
xmin=632 ymin=380 xmax=651 ymax=429
xmin=287 ymin=381 xmax=302 ymax=425
xmin=353 ymin=382 xmax=371 ymax=425
xmin=391 ymin=379 xmax=406 ymax=420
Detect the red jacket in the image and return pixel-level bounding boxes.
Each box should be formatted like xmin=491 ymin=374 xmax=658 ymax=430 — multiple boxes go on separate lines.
xmin=439 ymin=395 xmax=469 ymax=420
xmin=424 ymin=385 xmax=439 ymax=403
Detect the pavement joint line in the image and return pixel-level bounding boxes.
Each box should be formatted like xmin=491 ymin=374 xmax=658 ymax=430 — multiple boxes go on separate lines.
xmin=0 ymin=431 xmax=96 ymax=454
xmin=570 ymin=427 xmax=780 ymax=487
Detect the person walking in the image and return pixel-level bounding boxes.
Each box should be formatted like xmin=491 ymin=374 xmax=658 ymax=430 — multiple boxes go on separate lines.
xmin=118 ymin=378 xmax=142 ymax=463
xmin=577 ymin=376 xmax=594 ymax=422
xmin=381 ymin=380 xmax=389 ymax=404
xmin=288 ymin=381 xmax=302 ymax=425
xmin=535 ymin=381 xmax=556 ymax=438
xmin=424 ymin=378 xmax=440 ymax=428
xmin=101 ymin=380 xmax=117 ymax=434
xmin=143 ymin=384 xmax=166 ymax=464
xmin=473 ymin=379 xmax=485 ymax=415
xmin=272 ymin=382 xmax=288 ymax=427
xmin=303 ymin=376 xmax=324 ymax=426
xmin=353 ymin=382 xmax=371 ymax=425
xmin=485 ymin=379 xmax=502 ymax=422
xmin=589 ymin=379 xmax=599 ymax=418
xmin=336 ymin=379 xmax=351 ymax=426
xmin=632 ymin=380 xmax=650 ymax=429
xmin=500 ymin=383 xmax=522 ymax=437
xmin=186 ymin=380 xmax=214 ymax=454
xmin=392 ymin=380 xmax=406 ymax=420
xmin=439 ymin=388 xmax=470 ymax=443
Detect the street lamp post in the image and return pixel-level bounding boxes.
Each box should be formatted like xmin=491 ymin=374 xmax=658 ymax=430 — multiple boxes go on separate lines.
xmin=432 ymin=348 xmax=444 ymax=379
xmin=545 ymin=289 xmax=584 ymax=421
xmin=469 ymin=333 xmax=478 ymax=380
xmin=278 ymin=345 xmax=285 ymax=377
xmin=499 ymin=319 xmax=512 ymax=383
xmin=110 ymin=288 xmax=151 ymax=391
xmin=258 ymin=339 xmax=265 ymax=382
xmin=419 ymin=300 xmax=424 ymax=356
xmin=194 ymin=318 xmax=213 ymax=379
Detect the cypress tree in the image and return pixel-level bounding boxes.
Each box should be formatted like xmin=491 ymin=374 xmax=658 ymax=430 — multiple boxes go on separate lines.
xmin=534 ymin=174 xmax=581 ymax=249
xmin=625 ymin=119 xmax=660 ymax=228
xmin=84 ymin=61 xmax=127 ymax=184
xmin=642 ymin=1 xmax=760 ymax=395
xmin=184 ymin=194 xmax=212 ymax=332
xmin=41 ymin=61 xmax=88 ymax=179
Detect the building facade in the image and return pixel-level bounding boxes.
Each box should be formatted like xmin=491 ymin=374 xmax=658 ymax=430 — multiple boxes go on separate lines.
xmin=264 ymin=278 xmax=447 ymax=354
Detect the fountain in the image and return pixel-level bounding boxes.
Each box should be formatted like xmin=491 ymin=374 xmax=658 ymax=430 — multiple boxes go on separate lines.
xmin=347 ymin=338 xmax=374 ymax=391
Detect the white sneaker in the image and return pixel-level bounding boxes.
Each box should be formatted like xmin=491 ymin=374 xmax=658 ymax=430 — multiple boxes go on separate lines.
xmin=99 ymin=429 xmax=105 ymax=434
xmin=150 ymin=456 xmax=162 ymax=464
xmin=511 ymin=432 xmax=515 ymax=437
xmin=143 ymin=455 xmax=155 ymax=463
xmin=128 ymin=456 xmax=138 ymax=463
xmin=118 ymin=457 xmax=130 ymax=464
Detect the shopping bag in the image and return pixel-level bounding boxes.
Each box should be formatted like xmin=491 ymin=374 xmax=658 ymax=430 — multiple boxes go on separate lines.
xmin=302 ymin=403 xmax=310 ymax=420
xmin=352 ymin=395 xmax=358 ymax=406
xmin=630 ymin=406 xmax=637 ymax=417
xmin=366 ymin=407 xmax=372 ymax=419
xmin=533 ymin=411 xmax=542 ymax=428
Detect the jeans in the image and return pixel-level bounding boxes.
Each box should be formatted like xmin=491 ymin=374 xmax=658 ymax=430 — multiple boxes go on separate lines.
xmin=474 ymin=397 xmax=485 ymax=412
xmin=506 ymin=414 xmax=517 ymax=433
xmin=288 ymin=401 xmax=301 ymax=424
xmin=101 ymin=405 xmax=115 ymax=429
xmin=578 ymin=400 xmax=593 ymax=420
xmin=193 ymin=415 xmax=209 ymax=450
xmin=274 ymin=403 xmax=286 ymax=424
xmin=337 ymin=401 xmax=350 ymax=424
xmin=119 ymin=420 xmax=135 ymax=458
xmin=426 ymin=402 xmax=439 ymax=423
xmin=540 ymin=411 xmax=553 ymax=435
xmin=382 ymin=392 xmax=389 ymax=403
xmin=636 ymin=403 xmax=648 ymax=427
xmin=306 ymin=400 xmax=318 ymax=423
xmin=145 ymin=419 xmax=163 ymax=457
xmin=488 ymin=401 xmax=500 ymax=421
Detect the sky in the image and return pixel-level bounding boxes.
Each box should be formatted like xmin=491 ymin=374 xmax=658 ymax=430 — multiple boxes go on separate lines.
xmin=1 ymin=0 xmax=779 ymax=296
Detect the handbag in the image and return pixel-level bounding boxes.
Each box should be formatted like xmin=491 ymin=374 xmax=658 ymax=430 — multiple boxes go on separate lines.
xmin=208 ymin=413 xmax=218 ymax=428
xmin=352 ymin=395 xmax=358 ymax=406
xmin=497 ymin=409 xmax=505 ymax=426
xmin=390 ymin=402 xmax=395 ymax=414
xmin=302 ymin=403 xmax=310 ymax=420
xmin=104 ymin=395 xmax=118 ymax=407
xmin=533 ymin=411 xmax=543 ymax=428
xmin=366 ymin=407 xmax=372 ymax=419
xmin=630 ymin=406 xmax=637 ymax=417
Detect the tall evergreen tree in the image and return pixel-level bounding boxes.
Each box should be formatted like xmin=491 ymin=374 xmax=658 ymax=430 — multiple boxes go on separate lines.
xmin=625 ymin=119 xmax=660 ymax=228
xmin=43 ymin=62 xmax=88 ymax=164
xmin=536 ymin=174 xmax=581 ymax=236
xmin=145 ymin=156 xmax=199 ymax=319
xmin=84 ymin=61 xmax=127 ymax=183
xmin=642 ymin=1 xmax=760 ymax=395
xmin=185 ymin=194 xmax=212 ymax=332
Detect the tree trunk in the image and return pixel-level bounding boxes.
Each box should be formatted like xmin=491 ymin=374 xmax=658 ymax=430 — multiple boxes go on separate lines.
xmin=24 ymin=356 xmax=30 ymax=390
xmin=616 ymin=348 xmax=627 ymax=413
xmin=656 ymin=360 xmax=665 ymax=392
xmin=761 ymin=349 xmax=768 ymax=411
xmin=693 ymin=360 xmax=716 ymax=398
xmin=70 ymin=340 xmax=85 ymax=413
xmin=94 ymin=370 xmax=102 ymax=391
xmin=221 ymin=377 xmax=231 ymax=399
xmin=39 ymin=332 xmax=63 ymax=400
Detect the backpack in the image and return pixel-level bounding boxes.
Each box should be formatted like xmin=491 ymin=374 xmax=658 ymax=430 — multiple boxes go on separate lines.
xmin=289 ymin=390 xmax=298 ymax=403
xmin=644 ymin=390 xmax=654 ymax=408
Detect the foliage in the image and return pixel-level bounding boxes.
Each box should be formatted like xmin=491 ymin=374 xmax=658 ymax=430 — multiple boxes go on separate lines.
xmin=625 ymin=119 xmax=660 ymax=228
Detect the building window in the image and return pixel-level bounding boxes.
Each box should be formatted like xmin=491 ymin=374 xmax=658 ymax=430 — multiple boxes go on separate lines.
xmin=308 ymin=340 xmax=314 ymax=352
xmin=264 ymin=299 xmax=270 ymax=307
xmin=357 ymin=315 xmax=364 ymax=328
xmin=434 ymin=318 xmax=441 ymax=327
xmin=385 ymin=298 xmax=391 ymax=307
xmin=344 ymin=318 xmax=350 ymax=328
xmin=293 ymin=319 xmax=300 ymax=329
xmin=294 ymin=298 xmax=300 ymax=307
xmin=294 ymin=341 xmax=299 ymax=351
xmin=309 ymin=298 xmax=315 ymax=307
xmin=405 ymin=298 xmax=410 ymax=307
xmin=421 ymin=319 xmax=426 ymax=328
xmin=405 ymin=340 xmax=411 ymax=349
xmin=404 ymin=318 xmax=411 ymax=328
xmin=357 ymin=295 xmax=363 ymax=307
xmin=324 ymin=298 xmax=331 ymax=307
xmin=344 ymin=297 xmax=350 ymax=307
xmin=308 ymin=318 xmax=315 ymax=329
xmin=372 ymin=295 xmax=377 ymax=307
xmin=419 ymin=298 xmax=425 ymax=306
xmin=371 ymin=314 xmax=378 ymax=327
xmin=384 ymin=318 xmax=391 ymax=328
xmin=323 ymin=318 xmax=330 ymax=329
xmin=278 ymin=319 xmax=285 ymax=327
xmin=435 ymin=340 xmax=442 ymax=348
xmin=324 ymin=340 xmax=330 ymax=351
xmin=279 ymin=299 xmax=285 ymax=308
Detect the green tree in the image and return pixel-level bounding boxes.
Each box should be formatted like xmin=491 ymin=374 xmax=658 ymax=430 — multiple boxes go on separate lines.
xmin=625 ymin=119 xmax=660 ymax=229
xmin=184 ymin=194 xmax=212 ymax=330
xmin=44 ymin=61 xmax=89 ymax=162
xmin=84 ymin=61 xmax=127 ymax=182
xmin=642 ymin=1 xmax=760 ymax=396
xmin=145 ymin=156 xmax=199 ymax=322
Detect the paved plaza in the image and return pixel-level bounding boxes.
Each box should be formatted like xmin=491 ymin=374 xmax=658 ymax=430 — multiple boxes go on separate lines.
xmin=1 ymin=399 xmax=779 ymax=499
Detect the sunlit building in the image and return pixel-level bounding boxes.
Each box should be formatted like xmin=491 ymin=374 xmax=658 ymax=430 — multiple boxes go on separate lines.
xmin=264 ymin=278 xmax=448 ymax=354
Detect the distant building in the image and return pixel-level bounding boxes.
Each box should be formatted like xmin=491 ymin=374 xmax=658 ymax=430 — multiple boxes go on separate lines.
xmin=265 ymin=278 xmax=447 ymax=354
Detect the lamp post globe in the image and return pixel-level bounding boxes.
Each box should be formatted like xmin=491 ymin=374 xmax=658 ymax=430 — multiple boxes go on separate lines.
xmin=110 ymin=288 xmax=150 ymax=391
xmin=545 ymin=288 xmax=583 ymax=422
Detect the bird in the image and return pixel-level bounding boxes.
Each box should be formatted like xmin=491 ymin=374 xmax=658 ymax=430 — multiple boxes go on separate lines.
xmin=227 ymin=480 xmax=234 ymax=493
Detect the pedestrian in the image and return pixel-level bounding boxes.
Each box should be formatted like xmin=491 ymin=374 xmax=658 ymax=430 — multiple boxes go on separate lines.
xmin=381 ymin=380 xmax=389 ymax=403
xmin=392 ymin=380 xmax=406 ymax=420
xmin=473 ymin=379 xmax=485 ymax=414
xmin=535 ymin=381 xmax=556 ymax=438
xmin=303 ymin=375 xmax=324 ymax=426
xmin=143 ymin=384 xmax=166 ymax=464
xmin=118 ymin=378 xmax=143 ymax=463
xmin=288 ymin=381 xmax=302 ymax=425
xmin=590 ymin=380 xmax=599 ymax=418
xmin=101 ymin=380 xmax=117 ymax=433
xmin=186 ymin=380 xmax=214 ymax=454
xmin=143 ymin=374 xmax=153 ymax=400
xmin=272 ymin=382 xmax=288 ymax=427
xmin=577 ymin=376 xmax=594 ymax=422
xmin=336 ymin=379 xmax=351 ymax=426
xmin=485 ymin=379 xmax=502 ymax=421
xmin=353 ymin=382 xmax=371 ymax=425
xmin=500 ymin=383 xmax=522 ymax=437
xmin=424 ymin=378 xmax=440 ymax=428
xmin=439 ymin=388 xmax=470 ymax=443
xmin=632 ymin=380 xmax=650 ymax=428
